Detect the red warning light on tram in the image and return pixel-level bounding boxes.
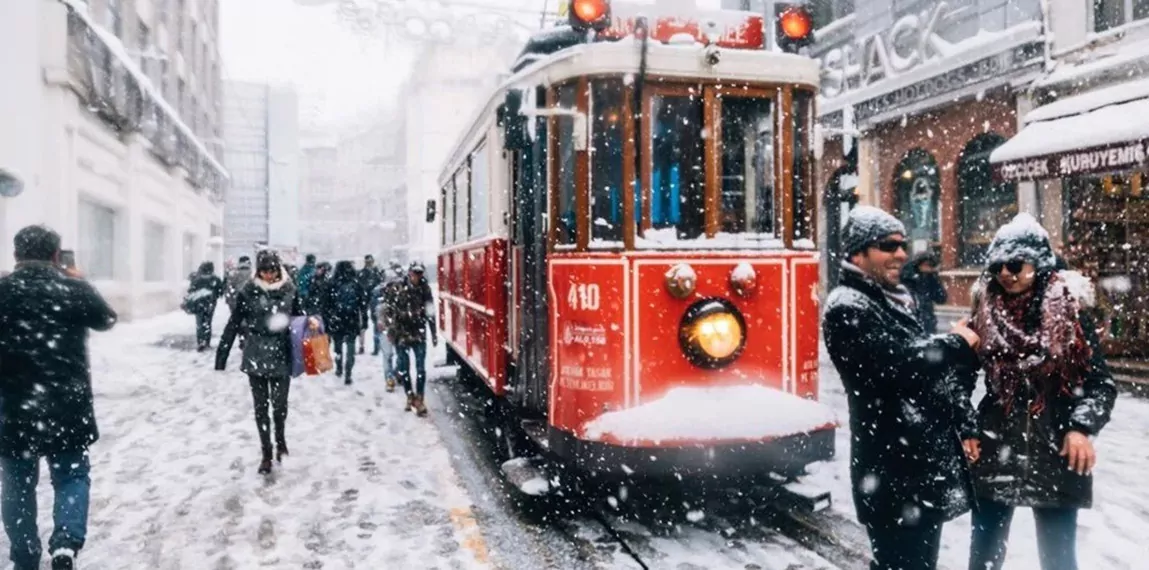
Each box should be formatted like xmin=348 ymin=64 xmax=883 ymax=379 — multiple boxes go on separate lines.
xmin=774 ymin=4 xmax=814 ymax=53
xmin=569 ymin=0 xmax=611 ymax=32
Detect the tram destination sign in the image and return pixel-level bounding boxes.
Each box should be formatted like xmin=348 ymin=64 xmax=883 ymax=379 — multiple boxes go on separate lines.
xmin=851 ymin=41 xmax=1043 ymax=123
xmin=993 ymin=138 xmax=1149 ymax=182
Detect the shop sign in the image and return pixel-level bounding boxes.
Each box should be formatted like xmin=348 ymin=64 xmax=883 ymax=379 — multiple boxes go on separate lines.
xmin=819 ymin=3 xmax=958 ymax=99
xmin=994 ymin=139 xmax=1149 ymax=182
xmin=851 ymin=42 xmax=1042 ymax=123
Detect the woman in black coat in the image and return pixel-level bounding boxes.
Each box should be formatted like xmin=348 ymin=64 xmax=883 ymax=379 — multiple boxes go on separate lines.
xmin=965 ymin=214 xmax=1117 ymax=570
xmin=186 ymin=261 xmax=224 ymax=351
xmin=215 ymin=251 xmax=313 ymax=474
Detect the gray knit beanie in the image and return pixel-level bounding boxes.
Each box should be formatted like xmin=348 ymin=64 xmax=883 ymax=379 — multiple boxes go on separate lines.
xmin=841 ymin=205 xmax=907 ymax=256
xmin=985 ymin=213 xmax=1056 ymax=271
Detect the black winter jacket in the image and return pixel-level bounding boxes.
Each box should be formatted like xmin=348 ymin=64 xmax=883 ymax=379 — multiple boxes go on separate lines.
xmin=0 ymin=262 xmax=117 ymax=457
xmin=216 ymin=274 xmax=302 ymax=377
xmin=322 ymin=277 xmax=368 ymax=337
xmin=900 ymin=256 xmax=947 ymax=333
xmin=970 ymin=292 xmax=1117 ymax=509
xmin=186 ymin=272 xmax=224 ymax=315
xmin=822 ymin=266 xmax=980 ymax=527
xmin=383 ymin=278 xmax=435 ymax=346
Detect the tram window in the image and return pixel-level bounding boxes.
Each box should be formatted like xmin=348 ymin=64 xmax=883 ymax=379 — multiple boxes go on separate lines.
xmin=471 ymin=142 xmax=490 ymax=238
xmin=650 ymin=93 xmax=705 ymax=240
xmin=719 ymin=96 xmax=775 ymax=235
xmin=441 ymin=184 xmax=449 ymax=246
xmin=591 ymin=79 xmax=625 ymax=244
xmin=554 ymin=83 xmax=578 ymax=246
xmin=792 ymin=90 xmax=813 ymax=241
xmin=454 ymin=166 xmax=470 ymax=243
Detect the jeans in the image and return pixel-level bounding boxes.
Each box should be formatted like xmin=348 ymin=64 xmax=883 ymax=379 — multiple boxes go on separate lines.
xmin=0 ymin=450 xmax=91 ymax=568
xmin=969 ymin=500 xmax=1078 ymax=570
xmin=863 ymin=518 xmax=943 ymax=570
xmin=248 ymin=375 xmax=291 ymax=458
xmin=395 ymin=342 xmax=428 ymax=397
xmin=380 ymin=333 xmax=396 ymax=380
xmin=194 ymin=310 xmax=213 ymax=348
xmin=370 ymin=317 xmax=381 ymax=354
xmin=332 ymin=334 xmax=357 ymax=380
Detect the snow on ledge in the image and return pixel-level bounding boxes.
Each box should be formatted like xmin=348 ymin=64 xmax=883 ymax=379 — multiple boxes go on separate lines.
xmin=582 ymin=385 xmax=838 ymax=445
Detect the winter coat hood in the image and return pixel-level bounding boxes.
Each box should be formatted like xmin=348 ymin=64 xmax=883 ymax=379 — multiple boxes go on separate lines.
xmin=197 ymin=261 xmax=215 ymax=275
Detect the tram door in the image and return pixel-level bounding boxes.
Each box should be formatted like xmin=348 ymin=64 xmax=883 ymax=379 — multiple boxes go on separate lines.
xmin=509 ymin=96 xmax=550 ymax=418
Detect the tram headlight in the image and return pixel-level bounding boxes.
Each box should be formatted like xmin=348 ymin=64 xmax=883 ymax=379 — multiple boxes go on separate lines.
xmin=679 ymin=299 xmax=747 ymax=369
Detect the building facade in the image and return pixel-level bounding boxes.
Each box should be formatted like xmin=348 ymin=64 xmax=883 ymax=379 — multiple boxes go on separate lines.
xmin=811 ymin=0 xmax=1048 ymax=306
xmin=989 ymin=0 xmax=1149 ymax=357
xmin=222 ymin=81 xmax=300 ymax=262
xmin=298 ymin=112 xmax=407 ymax=264
xmin=0 ymin=0 xmax=226 ymax=320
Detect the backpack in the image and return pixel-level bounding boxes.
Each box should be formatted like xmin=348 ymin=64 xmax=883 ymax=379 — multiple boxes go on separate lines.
xmin=334 ymin=281 xmax=360 ymax=314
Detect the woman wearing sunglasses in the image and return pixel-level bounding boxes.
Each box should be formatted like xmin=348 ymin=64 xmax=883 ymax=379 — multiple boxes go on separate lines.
xmin=965 ymin=213 xmax=1117 ymax=570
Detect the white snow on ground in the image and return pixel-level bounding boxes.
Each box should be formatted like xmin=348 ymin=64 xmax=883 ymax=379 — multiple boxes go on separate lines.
xmin=0 ymin=309 xmax=491 ymax=570
xmin=811 ymin=346 xmax=1148 ymax=570
xmin=582 ymin=384 xmax=838 ymax=444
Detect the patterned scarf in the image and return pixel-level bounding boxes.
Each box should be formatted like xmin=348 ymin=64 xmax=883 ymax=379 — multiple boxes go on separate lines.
xmin=973 ymin=272 xmax=1091 ymax=415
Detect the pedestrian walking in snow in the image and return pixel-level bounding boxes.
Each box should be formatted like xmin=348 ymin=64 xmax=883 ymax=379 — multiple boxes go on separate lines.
xmin=900 ymin=252 xmax=947 ymax=333
xmin=215 ymin=250 xmax=313 ymax=475
xmin=822 ymin=206 xmax=981 ymax=570
xmin=0 ymin=225 xmax=117 ymax=570
xmin=295 ymin=254 xmax=318 ymax=305
xmin=184 ymin=261 xmax=224 ymax=351
xmin=325 ymin=261 xmax=368 ymax=385
xmin=965 ymin=214 xmax=1117 ymax=570
xmin=375 ymin=264 xmax=405 ymax=392
xmin=358 ymin=255 xmax=384 ymax=355
xmin=225 ymin=255 xmax=253 ymax=313
xmin=383 ymin=261 xmax=436 ymax=416
xmin=303 ymin=261 xmax=331 ymax=318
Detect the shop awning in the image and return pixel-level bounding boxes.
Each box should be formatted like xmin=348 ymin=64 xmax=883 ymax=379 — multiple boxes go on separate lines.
xmin=990 ymin=77 xmax=1149 ymax=182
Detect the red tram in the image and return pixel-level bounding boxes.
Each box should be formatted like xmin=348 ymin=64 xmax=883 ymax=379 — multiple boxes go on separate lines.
xmin=433 ymin=0 xmax=837 ymax=494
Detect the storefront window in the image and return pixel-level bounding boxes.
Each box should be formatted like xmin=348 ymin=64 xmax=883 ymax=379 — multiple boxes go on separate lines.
xmin=958 ymin=133 xmax=1018 ymax=267
xmin=718 ymin=95 xmax=774 ymax=235
xmin=1063 ymin=173 xmax=1149 ymax=356
xmin=591 ymin=79 xmax=625 ymax=244
xmin=893 ymin=149 xmax=941 ymax=255
xmin=650 ymin=92 xmax=706 ymax=240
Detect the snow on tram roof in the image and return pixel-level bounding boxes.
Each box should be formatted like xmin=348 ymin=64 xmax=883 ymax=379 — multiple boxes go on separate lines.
xmin=436 ymin=35 xmax=820 ymax=183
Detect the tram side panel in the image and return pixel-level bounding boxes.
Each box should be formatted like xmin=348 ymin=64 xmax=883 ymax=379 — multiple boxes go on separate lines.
xmin=791 ymin=256 xmax=821 ymax=399
xmin=440 ymin=238 xmax=509 ymax=397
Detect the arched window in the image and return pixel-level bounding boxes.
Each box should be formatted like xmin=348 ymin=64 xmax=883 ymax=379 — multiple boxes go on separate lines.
xmin=893 ymin=148 xmax=941 ymax=255
xmin=957 ymin=133 xmax=1017 ymax=267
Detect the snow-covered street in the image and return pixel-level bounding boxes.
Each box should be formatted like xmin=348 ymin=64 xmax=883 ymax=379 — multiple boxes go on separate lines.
xmin=810 ymin=348 xmax=1149 ymax=570
xmin=0 ymin=310 xmax=491 ymax=570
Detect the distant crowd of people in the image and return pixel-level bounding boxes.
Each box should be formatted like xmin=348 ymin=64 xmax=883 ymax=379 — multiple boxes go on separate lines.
xmin=184 ymin=252 xmax=437 ymax=475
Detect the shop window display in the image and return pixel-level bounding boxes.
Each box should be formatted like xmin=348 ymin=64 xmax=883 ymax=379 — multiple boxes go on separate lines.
xmin=893 ymin=148 xmax=941 ymax=257
xmin=957 ymin=133 xmax=1018 ymax=267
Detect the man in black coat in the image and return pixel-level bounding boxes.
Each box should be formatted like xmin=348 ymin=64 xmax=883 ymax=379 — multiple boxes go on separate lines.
xmin=185 ymin=261 xmax=224 ymax=351
xmin=0 ymin=225 xmax=117 ymax=570
xmin=822 ymin=206 xmax=981 ymax=570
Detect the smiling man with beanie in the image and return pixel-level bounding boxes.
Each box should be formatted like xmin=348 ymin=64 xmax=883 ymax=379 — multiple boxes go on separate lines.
xmin=822 ymin=205 xmax=982 ymax=570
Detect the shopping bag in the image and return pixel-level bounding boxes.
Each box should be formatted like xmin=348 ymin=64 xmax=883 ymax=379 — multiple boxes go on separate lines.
xmin=290 ymin=316 xmax=326 ymax=378
xmin=304 ymin=334 xmax=334 ymax=375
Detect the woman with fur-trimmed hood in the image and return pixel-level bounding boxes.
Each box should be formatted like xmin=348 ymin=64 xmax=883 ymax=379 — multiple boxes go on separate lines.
xmin=964 ymin=213 xmax=1117 ymax=570
xmin=215 ymin=250 xmax=314 ymax=475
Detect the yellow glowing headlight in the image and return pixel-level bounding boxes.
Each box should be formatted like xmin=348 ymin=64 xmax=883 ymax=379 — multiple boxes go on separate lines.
xmin=678 ymin=300 xmax=747 ymax=369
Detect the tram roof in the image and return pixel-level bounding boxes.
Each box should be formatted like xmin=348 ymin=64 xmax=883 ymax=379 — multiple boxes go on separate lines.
xmin=437 ymin=33 xmax=820 ymax=184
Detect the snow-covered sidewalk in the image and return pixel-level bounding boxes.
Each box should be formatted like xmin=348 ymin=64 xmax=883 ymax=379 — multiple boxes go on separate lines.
xmin=0 ymin=310 xmax=492 ymax=570
xmin=810 ymin=350 xmax=1148 ymax=570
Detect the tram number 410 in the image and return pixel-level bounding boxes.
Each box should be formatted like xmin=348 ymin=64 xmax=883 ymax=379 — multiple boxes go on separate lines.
xmin=567 ymin=283 xmax=601 ymax=311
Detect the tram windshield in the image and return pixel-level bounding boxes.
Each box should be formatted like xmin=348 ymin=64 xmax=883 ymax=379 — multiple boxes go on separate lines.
xmin=551 ymin=79 xmax=813 ymax=251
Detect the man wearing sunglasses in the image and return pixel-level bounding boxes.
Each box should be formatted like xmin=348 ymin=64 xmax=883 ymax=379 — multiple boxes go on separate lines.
xmin=823 ymin=205 xmax=981 ymax=570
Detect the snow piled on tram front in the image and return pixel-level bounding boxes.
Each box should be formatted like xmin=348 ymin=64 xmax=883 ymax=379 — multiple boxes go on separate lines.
xmin=581 ymin=384 xmax=838 ymax=443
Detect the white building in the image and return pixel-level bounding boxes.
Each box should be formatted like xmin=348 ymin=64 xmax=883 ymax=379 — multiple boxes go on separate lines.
xmin=298 ymin=110 xmax=406 ymax=264
xmin=0 ymin=0 xmax=227 ymax=321
xmin=402 ymin=40 xmax=522 ymax=269
xmin=222 ymin=82 xmax=300 ymax=261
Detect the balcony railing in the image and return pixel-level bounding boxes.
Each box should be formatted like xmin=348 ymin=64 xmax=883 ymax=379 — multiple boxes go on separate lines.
xmin=63 ymin=2 xmax=227 ymax=200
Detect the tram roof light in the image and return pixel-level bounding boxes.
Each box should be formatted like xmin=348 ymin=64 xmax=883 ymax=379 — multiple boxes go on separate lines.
xmin=775 ymin=4 xmax=814 ymax=53
xmin=570 ymin=0 xmax=611 ymax=32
